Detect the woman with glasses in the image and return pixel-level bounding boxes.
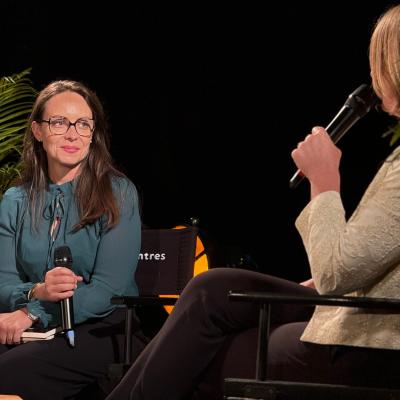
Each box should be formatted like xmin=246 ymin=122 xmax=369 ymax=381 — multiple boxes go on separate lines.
xmin=0 ymin=80 xmax=145 ymax=399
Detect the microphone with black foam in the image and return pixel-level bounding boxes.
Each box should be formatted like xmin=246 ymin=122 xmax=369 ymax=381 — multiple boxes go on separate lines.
xmin=289 ymin=84 xmax=379 ymax=189
xmin=54 ymin=245 xmax=75 ymax=347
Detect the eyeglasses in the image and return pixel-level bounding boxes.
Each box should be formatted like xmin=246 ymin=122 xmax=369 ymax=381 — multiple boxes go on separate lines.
xmin=38 ymin=116 xmax=94 ymax=137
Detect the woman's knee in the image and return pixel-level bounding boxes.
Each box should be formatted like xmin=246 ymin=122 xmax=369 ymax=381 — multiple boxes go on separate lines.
xmin=188 ymin=268 xmax=233 ymax=288
xmin=186 ymin=267 xmax=267 ymax=292
xmin=181 ymin=268 xmax=244 ymax=304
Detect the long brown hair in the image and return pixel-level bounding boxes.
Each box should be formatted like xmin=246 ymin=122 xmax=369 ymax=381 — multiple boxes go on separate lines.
xmin=18 ymin=80 xmax=124 ymax=231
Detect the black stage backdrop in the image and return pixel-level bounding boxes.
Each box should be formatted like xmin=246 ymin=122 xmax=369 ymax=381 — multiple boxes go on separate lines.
xmin=2 ymin=2 xmax=398 ymax=281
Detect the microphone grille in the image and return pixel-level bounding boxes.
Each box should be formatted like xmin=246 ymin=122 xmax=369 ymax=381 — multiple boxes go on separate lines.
xmin=54 ymin=246 xmax=73 ymax=266
xmin=345 ymin=84 xmax=379 ymax=116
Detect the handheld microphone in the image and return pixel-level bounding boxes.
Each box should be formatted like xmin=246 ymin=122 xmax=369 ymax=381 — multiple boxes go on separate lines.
xmin=54 ymin=245 xmax=75 ymax=347
xmin=289 ymin=84 xmax=379 ymax=189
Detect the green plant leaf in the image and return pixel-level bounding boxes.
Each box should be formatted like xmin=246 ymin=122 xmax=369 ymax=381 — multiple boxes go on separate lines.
xmin=382 ymin=122 xmax=400 ymax=146
xmin=0 ymin=69 xmax=36 ymax=195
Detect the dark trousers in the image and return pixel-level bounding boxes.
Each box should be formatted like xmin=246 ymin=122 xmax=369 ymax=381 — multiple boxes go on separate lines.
xmin=0 ymin=308 xmax=148 ymax=400
xmin=105 ymin=267 xmax=400 ymax=400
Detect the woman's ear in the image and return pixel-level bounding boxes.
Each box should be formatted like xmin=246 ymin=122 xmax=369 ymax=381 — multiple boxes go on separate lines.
xmin=31 ymin=121 xmax=43 ymax=142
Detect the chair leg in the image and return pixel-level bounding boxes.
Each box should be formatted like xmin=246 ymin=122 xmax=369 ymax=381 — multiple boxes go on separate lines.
xmin=255 ymin=303 xmax=270 ymax=381
xmin=124 ymin=307 xmax=134 ymax=365
xmin=108 ymin=306 xmax=134 ymax=383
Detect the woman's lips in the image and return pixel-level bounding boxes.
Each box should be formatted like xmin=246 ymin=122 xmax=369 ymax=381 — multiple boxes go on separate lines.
xmin=62 ymin=146 xmax=79 ymax=153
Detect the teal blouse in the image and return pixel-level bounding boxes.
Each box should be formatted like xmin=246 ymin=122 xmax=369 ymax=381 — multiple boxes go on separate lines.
xmin=0 ymin=176 xmax=141 ymax=328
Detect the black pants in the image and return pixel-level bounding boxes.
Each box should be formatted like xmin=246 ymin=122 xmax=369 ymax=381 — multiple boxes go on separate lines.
xmin=0 ymin=308 xmax=149 ymax=400
xmin=105 ymin=267 xmax=400 ymax=400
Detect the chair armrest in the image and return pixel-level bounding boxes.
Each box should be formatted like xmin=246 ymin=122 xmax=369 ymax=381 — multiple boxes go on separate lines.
xmin=228 ymin=291 xmax=400 ymax=310
xmin=111 ymin=295 xmax=177 ymax=307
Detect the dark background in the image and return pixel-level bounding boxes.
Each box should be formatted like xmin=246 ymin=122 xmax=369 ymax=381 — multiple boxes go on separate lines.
xmin=2 ymin=2 xmax=399 ymax=281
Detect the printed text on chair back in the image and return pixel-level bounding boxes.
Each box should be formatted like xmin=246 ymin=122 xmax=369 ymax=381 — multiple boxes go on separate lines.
xmin=135 ymin=227 xmax=198 ymax=296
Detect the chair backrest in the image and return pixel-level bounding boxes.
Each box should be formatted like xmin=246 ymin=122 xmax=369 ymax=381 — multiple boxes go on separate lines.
xmin=135 ymin=226 xmax=198 ymax=296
